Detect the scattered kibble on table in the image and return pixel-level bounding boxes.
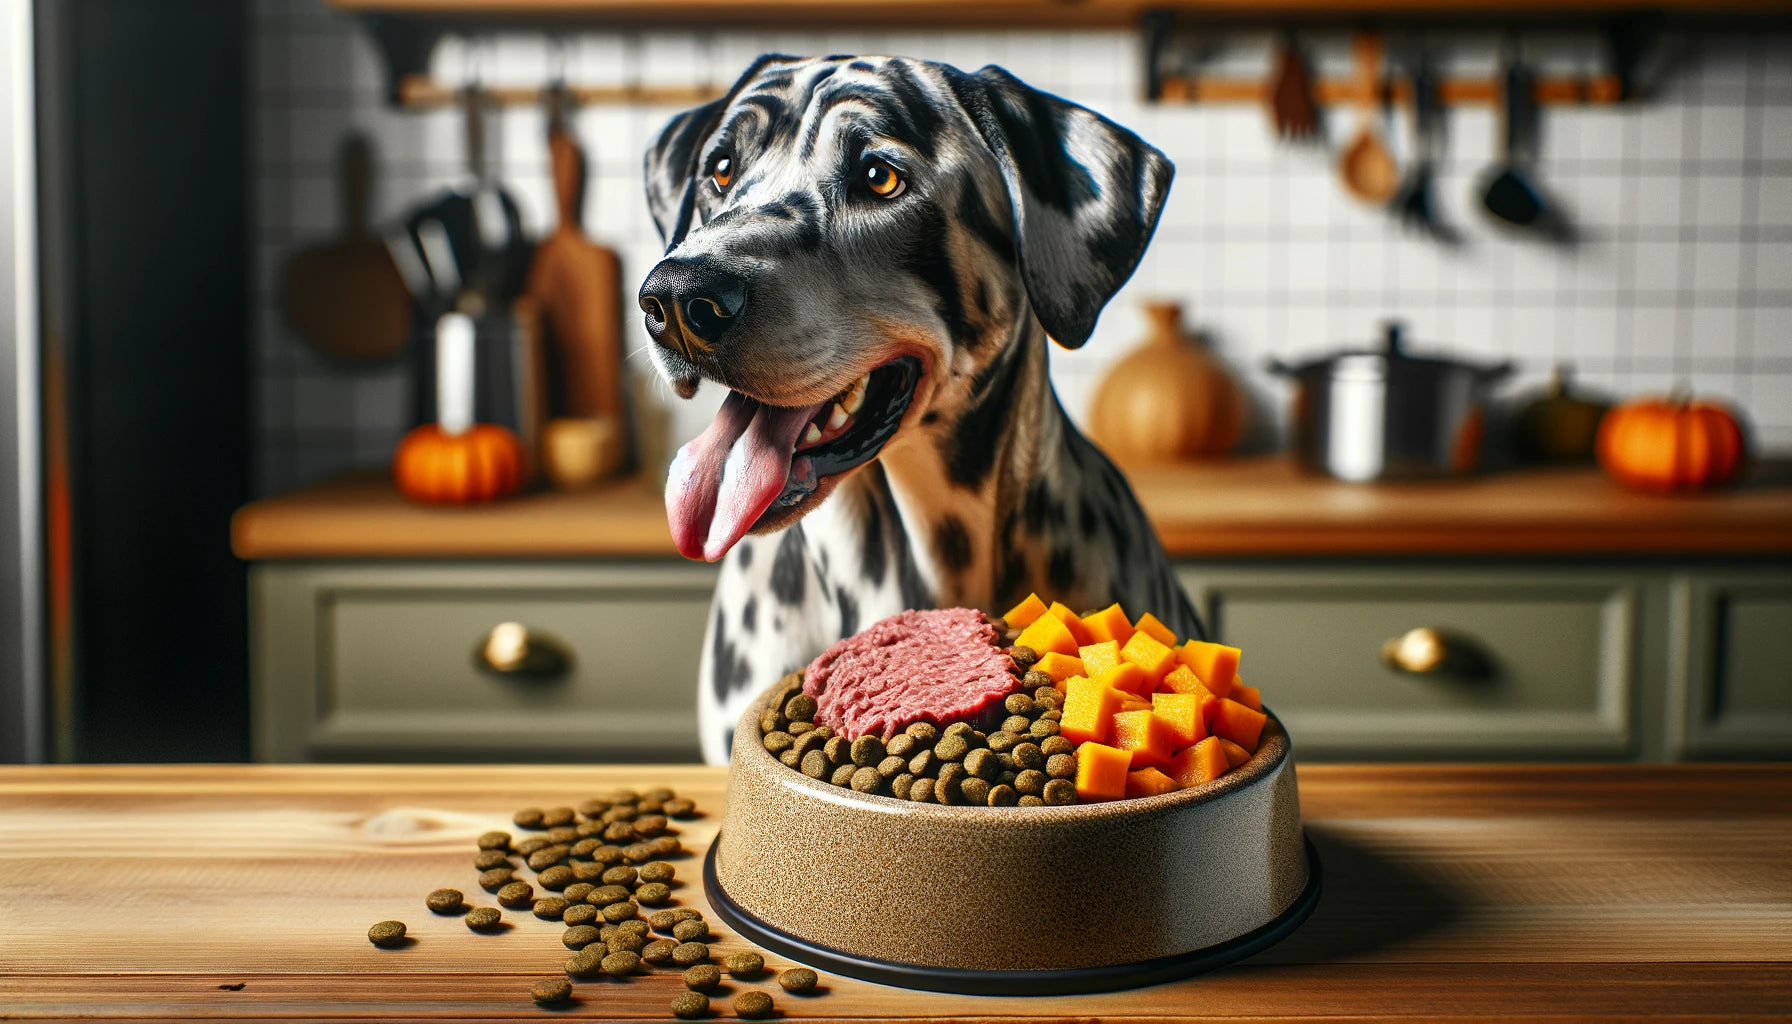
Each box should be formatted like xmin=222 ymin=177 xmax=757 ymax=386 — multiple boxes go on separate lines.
xmin=365 ymin=920 xmax=406 ymax=947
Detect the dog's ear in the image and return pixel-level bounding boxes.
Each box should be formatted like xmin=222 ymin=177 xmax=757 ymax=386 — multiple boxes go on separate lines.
xmin=643 ymin=54 xmax=799 ymax=250
xmin=947 ymin=65 xmax=1173 ymax=349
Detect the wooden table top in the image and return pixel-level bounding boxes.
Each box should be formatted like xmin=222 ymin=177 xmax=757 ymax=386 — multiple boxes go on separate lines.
xmin=230 ymin=459 xmax=1792 ymax=560
xmin=3 ymin=764 xmax=1789 ymax=1021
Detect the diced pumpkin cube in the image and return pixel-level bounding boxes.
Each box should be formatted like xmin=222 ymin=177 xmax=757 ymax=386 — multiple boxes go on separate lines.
xmin=1003 ymin=593 xmax=1049 ymax=630
xmin=1231 ymin=683 xmax=1262 ymax=712
xmin=1125 ymin=767 xmax=1179 ymax=798
xmin=1169 ymin=736 xmax=1231 ymax=788
xmin=1077 ymin=641 xmax=1122 ymax=680
xmin=1118 ymin=697 xmax=1153 ymax=714
xmin=1074 ymin=742 xmax=1132 ymax=802
xmin=1121 ymin=630 xmax=1177 ymax=687
xmin=1177 ymin=640 xmax=1239 ymax=698
xmin=1097 ymin=662 xmax=1152 ymax=697
xmin=1032 ymin=652 xmax=1086 ymax=684
xmin=1151 ymin=691 xmax=1207 ymax=750
xmin=1159 ymin=664 xmax=1215 ymax=701
xmin=1015 ymin=612 xmax=1078 ymax=658
xmin=1217 ymin=738 xmax=1251 ymax=768
xmin=1111 ymin=709 xmax=1176 ymax=770
xmin=1081 ymin=603 xmax=1135 ymax=647
xmin=1133 ymin=611 xmax=1179 ymax=648
xmin=1047 ymin=602 xmax=1093 ymax=646
xmin=1211 ymin=698 xmax=1267 ymax=753
xmin=1060 ymin=676 xmax=1124 ymax=746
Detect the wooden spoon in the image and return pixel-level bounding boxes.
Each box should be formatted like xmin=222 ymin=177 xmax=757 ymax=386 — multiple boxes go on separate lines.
xmin=1337 ymin=34 xmax=1400 ymax=205
xmin=285 ymin=134 xmax=412 ymax=363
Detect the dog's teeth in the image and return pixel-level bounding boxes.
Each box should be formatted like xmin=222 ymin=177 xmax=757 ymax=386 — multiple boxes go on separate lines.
xmin=803 ymin=422 xmax=822 ymax=445
xmin=827 ymin=403 xmax=849 ymax=430
xmin=843 ymin=387 xmax=864 ymax=415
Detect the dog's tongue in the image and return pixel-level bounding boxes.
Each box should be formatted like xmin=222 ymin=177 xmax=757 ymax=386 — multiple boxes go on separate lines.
xmin=666 ymin=390 xmax=825 ymax=562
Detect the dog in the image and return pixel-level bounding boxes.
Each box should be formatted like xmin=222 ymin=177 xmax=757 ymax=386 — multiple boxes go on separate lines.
xmin=637 ymin=55 xmax=1207 ymax=764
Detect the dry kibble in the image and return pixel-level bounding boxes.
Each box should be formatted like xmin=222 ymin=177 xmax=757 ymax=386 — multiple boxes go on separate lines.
xmin=886 ymin=733 xmax=917 ymax=759
xmin=563 ymin=882 xmax=595 ymax=903
xmin=625 ymin=842 xmax=659 ymax=863
xmin=633 ymin=814 xmax=669 ymax=837
xmin=1015 ymin=769 xmax=1047 ymax=797
xmin=1019 ymin=794 xmax=1046 ymax=807
xmin=604 ymin=821 xmax=638 ymax=843
xmin=779 ymin=967 xmax=818 ymax=994
xmin=800 ymin=749 xmax=829 ymax=779
xmin=514 ymin=836 xmax=551 ymax=856
xmin=651 ymin=836 xmax=684 ymax=857
xmin=477 ymin=867 xmax=514 ymax=892
xmin=985 ymin=730 xmax=1017 ymax=753
xmin=987 ymin=783 xmax=1018 ymax=807
xmin=908 ymin=777 xmax=935 ymax=803
xmin=673 ymin=908 xmax=704 ymax=924
xmin=1041 ymin=708 xmax=1063 ymax=722
xmin=1023 ymin=670 xmax=1054 ymax=691
xmin=531 ymin=977 xmax=572 ymax=1005
xmin=963 ymin=747 xmax=998 ymax=779
xmin=891 ymin=773 xmax=916 ymax=799
xmin=648 ymin=909 xmax=679 ymax=931
xmin=1010 ymin=644 xmax=1039 ymax=668
xmin=577 ymin=820 xmax=607 ymax=838
xmin=476 ymin=830 xmax=511 ymax=851
xmin=907 ymin=749 xmax=934 ymax=777
xmin=664 ymin=798 xmax=697 ymax=818
xmin=603 ymin=804 xmax=639 ymax=823
xmin=683 ymin=963 xmax=722 ymax=991
xmin=578 ymin=797 xmax=612 ymax=818
xmin=571 ymin=861 xmax=605 ymax=883
xmin=850 ymin=734 xmax=886 ymax=767
xmin=944 ymin=721 xmax=975 ymax=740
xmin=636 ymin=882 xmax=672 ymax=905
xmin=787 ymin=720 xmax=815 ymax=736
xmin=425 ymin=888 xmax=464 ymax=915
xmin=562 ymin=925 xmax=601 ymax=949
xmin=569 ymin=838 xmax=601 ymax=859
xmin=602 ymin=950 xmax=640 ymax=977
xmin=1004 ymin=691 xmax=1036 ymax=716
xmin=671 ymin=941 xmax=710 ymax=966
xmin=823 ymin=735 xmax=852 ymax=766
xmin=591 ymin=844 xmax=626 ymax=865
xmin=366 ymin=920 xmax=407 ymax=947
xmin=602 ymin=901 xmax=639 ymax=924
xmin=529 ymin=847 xmax=568 ymax=872
xmin=639 ymin=861 xmax=675 ymax=884
xmin=960 ymin=777 xmax=992 ymax=805
xmin=533 ymin=897 xmax=570 ymax=920
xmin=562 ymin=903 xmax=598 ymax=927
xmin=539 ymin=865 xmax=575 ymax=891
xmin=934 ymin=733 xmax=970 ymax=762
xmin=1012 ymin=742 xmax=1046 ymax=771
xmin=1042 ymin=778 xmax=1078 ymax=805
xmin=607 ymin=930 xmax=647 ymax=954
xmin=936 ymin=762 xmax=967 ymax=804
xmin=763 ymin=730 xmax=795 ymax=754
xmin=464 ymin=907 xmax=503 ymax=931
xmin=473 ymin=849 xmax=512 ymax=871
xmin=850 ymin=766 xmax=883 ymax=794
xmin=1029 ymin=717 xmax=1061 ymax=739
xmin=671 ymin=991 xmax=709 ymax=1019
xmin=564 ymin=948 xmax=604 ymax=979
xmin=547 ymin=825 xmax=581 ymax=845
xmin=734 ymin=990 xmax=775 ymax=1018
xmin=1045 ymin=753 xmax=1078 ymax=779
xmin=784 ymin=693 xmax=818 ymax=722
xmin=905 ymin=721 xmax=939 ymax=745
xmin=588 ymin=884 xmax=631 ymax=907
xmin=1041 ymin=734 xmax=1074 ymax=756
xmin=830 ymin=763 xmax=857 ymax=787
xmin=496 ymin=881 xmax=534 ymax=908
xmin=512 ymin=807 xmax=545 ymax=829
xmin=1000 ymin=714 xmax=1032 ymax=736
xmin=671 ymin=918 xmax=709 ymax=942
xmin=543 ymin=806 xmax=575 ymax=827
xmin=643 ymin=938 xmax=679 ymax=965
xmin=602 ymin=865 xmax=639 ymax=887
xmin=723 ymin=951 xmax=766 ymax=977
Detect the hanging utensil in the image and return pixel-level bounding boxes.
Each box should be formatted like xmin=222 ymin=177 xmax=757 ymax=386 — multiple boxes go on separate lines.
xmin=1267 ymin=30 xmax=1320 ymax=144
xmin=1338 ymin=34 xmax=1400 ymax=205
xmin=1389 ymin=46 xmax=1458 ymax=243
xmin=284 ymin=134 xmax=412 ymax=363
xmin=1479 ymin=39 xmax=1571 ymax=241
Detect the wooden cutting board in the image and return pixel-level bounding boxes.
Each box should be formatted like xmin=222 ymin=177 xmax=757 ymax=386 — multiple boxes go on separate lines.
xmin=285 ymin=134 xmax=412 ymax=363
xmin=525 ymin=126 xmax=626 ymax=425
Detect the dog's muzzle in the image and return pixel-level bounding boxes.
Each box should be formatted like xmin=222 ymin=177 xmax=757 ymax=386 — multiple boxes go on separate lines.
xmin=639 ymin=257 xmax=748 ymax=364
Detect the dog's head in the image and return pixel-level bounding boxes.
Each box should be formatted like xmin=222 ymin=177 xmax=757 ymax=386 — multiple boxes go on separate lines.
xmin=642 ymin=55 xmax=1171 ymax=562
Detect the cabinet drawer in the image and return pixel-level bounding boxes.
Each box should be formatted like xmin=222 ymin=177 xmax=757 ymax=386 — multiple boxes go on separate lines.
xmin=1672 ymin=572 xmax=1792 ymax=759
xmin=253 ymin=562 xmax=719 ymax=761
xmin=1177 ymin=566 xmax=1639 ymax=758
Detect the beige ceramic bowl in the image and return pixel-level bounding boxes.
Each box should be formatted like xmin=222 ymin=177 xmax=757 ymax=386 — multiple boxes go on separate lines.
xmin=705 ymin=683 xmax=1318 ymax=994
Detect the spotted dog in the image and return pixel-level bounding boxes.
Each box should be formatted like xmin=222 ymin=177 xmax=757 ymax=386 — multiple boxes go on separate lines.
xmin=638 ymin=55 xmax=1207 ymax=764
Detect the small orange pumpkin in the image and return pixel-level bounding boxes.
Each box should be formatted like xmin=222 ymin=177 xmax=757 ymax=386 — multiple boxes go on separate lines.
xmin=1596 ymin=392 xmax=1747 ymax=493
xmin=393 ymin=423 xmax=525 ymax=504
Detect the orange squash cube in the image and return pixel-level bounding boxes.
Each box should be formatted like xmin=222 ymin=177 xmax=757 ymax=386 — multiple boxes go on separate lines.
xmin=1047 ymin=602 xmax=1092 ymax=646
xmin=1168 ymin=736 xmax=1231 ymax=788
xmin=1003 ymin=593 xmax=1049 ymax=629
xmin=1124 ymin=767 xmax=1180 ymax=798
xmin=1151 ymin=691 xmax=1207 ymax=750
xmin=1059 ymin=676 xmax=1124 ymax=746
xmin=1081 ymin=603 xmax=1135 ymax=647
xmin=1177 ymin=640 xmax=1239 ymax=698
xmin=1032 ymin=652 xmax=1086 ymax=684
xmin=1111 ymin=709 xmax=1176 ymax=770
xmin=1118 ymin=697 xmax=1154 ymax=715
xmin=1217 ymin=738 xmax=1251 ymax=768
xmin=1074 ymin=742 xmax=1132 ymax=802
xmin=1097 ymin=662 xmax=1152 ymax=697
xmin=1015 ymin=612 xmax=1078 ymax=658
xmin=1211 ymin=697 xmax=1267 ymax=753
xmin=1231 ymin=683 xmax=1262 ymax=712
xmin=1120 ymin=630 xmax=1177 ymax=687
xmin=1077 ymin=641 xmax=1122 ymax=680
xmin=1133 ymin=612 xmax=1178 ymax=648
xmin=1159 ymin=664 xmax=1215 ymax=700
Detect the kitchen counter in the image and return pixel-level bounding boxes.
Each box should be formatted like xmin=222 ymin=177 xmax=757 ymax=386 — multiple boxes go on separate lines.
xmin=231 ymin=459 xmax=1792 ymax=559
xmin=5 ymin=764 xmax=1789 ymax=1021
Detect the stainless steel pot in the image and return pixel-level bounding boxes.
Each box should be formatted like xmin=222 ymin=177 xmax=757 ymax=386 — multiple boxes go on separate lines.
xmin=1269 ymin=323 xmax=1511 ymax=482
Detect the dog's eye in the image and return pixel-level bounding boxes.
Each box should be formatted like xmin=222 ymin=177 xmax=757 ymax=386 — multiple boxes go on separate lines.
xmin=711 ymin=155 xmax=734 ymax=192
xmin=863 ymin=159 xmax=905 ymax=199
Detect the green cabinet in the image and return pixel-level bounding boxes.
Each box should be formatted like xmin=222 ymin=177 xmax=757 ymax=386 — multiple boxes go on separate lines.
xmin=1669 ymin=571 xmax=1792 ymax=759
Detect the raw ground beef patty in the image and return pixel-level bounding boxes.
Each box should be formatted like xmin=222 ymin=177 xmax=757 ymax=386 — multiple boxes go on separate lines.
xmin=802 ymin=608 xmax=1022 ymax=740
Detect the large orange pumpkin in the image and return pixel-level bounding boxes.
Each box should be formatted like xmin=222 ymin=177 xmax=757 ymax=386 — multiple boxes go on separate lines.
xmin=1596 ymin=393 xmax=1747 ymax=493
xmin=393 ymin=423 xmax=525 ymax=504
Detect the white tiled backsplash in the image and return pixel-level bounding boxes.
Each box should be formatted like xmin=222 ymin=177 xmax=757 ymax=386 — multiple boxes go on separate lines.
xmin=253 ymin=0 xmax=1792 ymax=496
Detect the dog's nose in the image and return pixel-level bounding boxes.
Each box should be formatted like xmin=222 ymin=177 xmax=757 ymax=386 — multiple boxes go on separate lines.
xmin=639 ymin=258 xmax=748 ymax=350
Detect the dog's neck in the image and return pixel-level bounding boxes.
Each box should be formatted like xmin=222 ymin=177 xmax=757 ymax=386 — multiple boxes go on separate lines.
xmin=798 ymin=316 xmax=1074 ymax=614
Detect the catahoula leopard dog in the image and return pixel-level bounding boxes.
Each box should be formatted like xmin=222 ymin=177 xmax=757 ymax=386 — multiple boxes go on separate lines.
xmin=638 ymin=55 xmax=1208 ymax=764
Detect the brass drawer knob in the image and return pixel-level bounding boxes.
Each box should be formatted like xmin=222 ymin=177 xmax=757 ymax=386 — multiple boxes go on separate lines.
xmin=475 ymin=622 xmax=572 ymax=679
xmin=1381 ymin=627 xmax=1449 ymax=674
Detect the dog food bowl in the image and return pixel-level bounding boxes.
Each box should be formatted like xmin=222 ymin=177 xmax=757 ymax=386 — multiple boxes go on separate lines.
xmin=704 ymin=683 xmax=1319 ymax=995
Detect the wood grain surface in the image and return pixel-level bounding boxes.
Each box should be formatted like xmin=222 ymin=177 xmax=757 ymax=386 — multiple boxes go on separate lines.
xmin=230 ymin=460 xmax=1792 ymax=560
xmin=3 ymin=764 xmax=1789 ymax=1021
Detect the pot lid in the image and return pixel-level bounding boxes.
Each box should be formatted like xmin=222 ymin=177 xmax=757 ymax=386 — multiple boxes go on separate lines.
xmin=1269 ymin=322 xmax=1513 ymax=380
